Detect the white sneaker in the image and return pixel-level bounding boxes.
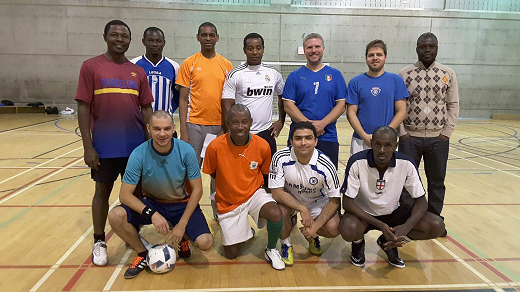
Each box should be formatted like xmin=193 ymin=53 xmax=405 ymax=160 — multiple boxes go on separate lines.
xmin=59 ymin=107 xmax=74 ymax=115
xmin=264 ymin=248 xmax=285 ymax=270
xmin=92 ymin=240 xmax=108 ymax=266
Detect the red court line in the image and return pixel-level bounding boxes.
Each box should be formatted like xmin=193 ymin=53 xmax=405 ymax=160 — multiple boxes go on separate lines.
xmin=62 ymin=230 xmax=114 ymax=292
xmin=1 ymin=257 xmax=519 ymax=270
xmin=445 ymin=203 xmax=520 ymax=206
xmin=0 ymin=204 xmax=91 ymax=208
xmin=0 ymin=157 xmax=82 ymax=201
xmin=446 ymin=235 xmax=513 ymax=282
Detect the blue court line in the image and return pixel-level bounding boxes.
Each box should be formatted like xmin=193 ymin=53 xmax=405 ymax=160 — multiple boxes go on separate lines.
xmin=54 ymin=120 xmax=74 ymax=133
xmin=448 ymin=229 xmax=520 ymax=282
xmin=0 ymin=171 xmax=87 ymax=229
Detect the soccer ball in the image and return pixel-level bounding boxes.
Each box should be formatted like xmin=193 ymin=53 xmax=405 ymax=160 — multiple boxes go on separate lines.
xmin=146 ymin=244 xmax=176 ymax=274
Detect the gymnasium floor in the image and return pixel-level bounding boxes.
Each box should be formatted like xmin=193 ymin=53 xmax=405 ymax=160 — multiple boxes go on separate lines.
xmin=1 ymin=114 xmax=519 ymax=292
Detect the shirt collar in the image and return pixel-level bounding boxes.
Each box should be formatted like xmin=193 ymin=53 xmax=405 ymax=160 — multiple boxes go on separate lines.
xmin=290 ymin=147 xmax=319 ymax=165
xmin=144 ymin=54 xmax=164 ymax=67
xmin=415 ymin=60 xmax=437 ymax=70
xmin=366 ymin=149 xmax=397 ymax=169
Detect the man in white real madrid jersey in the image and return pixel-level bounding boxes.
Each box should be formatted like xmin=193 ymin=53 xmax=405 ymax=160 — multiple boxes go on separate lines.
xmin=222 ymin=32 xmax=286 ymax=156
xmin=131 ymin=27 xmax=180 ymax=116
xmin=269 ymin=121 xmax=340 ymax=266
xmin=338 ymin=126 xmax=445 ymax=269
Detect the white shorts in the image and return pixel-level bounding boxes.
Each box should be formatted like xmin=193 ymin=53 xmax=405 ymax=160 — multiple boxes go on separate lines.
xmin=290 ymin=196 xmax=330 ymax=219
xmin=217 ymin=188 xmax=276 ymax=246
xmin=350 ymin=136 xmax=371 ymax=156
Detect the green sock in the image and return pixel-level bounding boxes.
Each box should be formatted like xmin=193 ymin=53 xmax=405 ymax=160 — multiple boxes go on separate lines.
xmin=266 ymin=219 xmax=283 ymax=250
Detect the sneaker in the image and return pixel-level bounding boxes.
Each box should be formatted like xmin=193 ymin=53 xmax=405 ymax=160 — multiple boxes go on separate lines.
xmin=264 ymin=248 xmax=285 ymax=270
xmin=350 ymin=239 xmax=365 ymax=267
xmin=124 ymin=256 xmax=148 ymax=279
xmin=377 ymin=235 xmax=405 ymax=268
xmin=308 ymin=236 xmax=322 ymax=255
xmin=178 ymin=238 xmax=191 ymax=259
xmin=281 ymin=244 xmax=294 ymax=266
xmin=125 ymin=235 xmax=153 ymax=250
xmin=92 ymin=240 xmax=108 ymax=266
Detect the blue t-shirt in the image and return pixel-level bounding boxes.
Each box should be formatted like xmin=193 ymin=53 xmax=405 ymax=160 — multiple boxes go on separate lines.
xmin=131 ymin=55 xmax=180 ymax=115
xmin=283 ymin=65 xmax=347 ymax=142
xmin=346 ymin=72 xmax=409 ymax=139
xmin=123 ymin=138 xmax=201 ymax=202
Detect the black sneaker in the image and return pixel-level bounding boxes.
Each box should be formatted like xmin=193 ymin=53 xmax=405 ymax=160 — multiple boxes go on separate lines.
xmin=178 ymin=238 xmax=191 ymax=259
xmin=350 ymin=238 xmax=365 ymax=267
xmin=124 ymin=256 xmax=147 ymax=279
xmin=377 ymin=235 xmax=405 ymax=268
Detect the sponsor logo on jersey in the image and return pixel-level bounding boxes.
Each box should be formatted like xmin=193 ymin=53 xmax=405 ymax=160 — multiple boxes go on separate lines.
xmin=131 ymin=72 xmax=137 ymax=77
xmin=250 ymin=161 xmax=258 ymax=170
xmin=371 ymin=87 xmax=381 ymax=96
xmin=309 ymin=177 xmax=318 ymax=185
xmin=265 ymin=75 xmax=271 ymax=82
xmin=149 ymin=70 xmax=162 ymax=75
xmin=442 ymin=76 xmax=449 ymax=84
xmin=376 ymin=179 xmax=385 ymax=190
xmin=325 ymin=75 xmax=332 ymax=81
xmin=246 ymin=86 xmax=273 ymax=97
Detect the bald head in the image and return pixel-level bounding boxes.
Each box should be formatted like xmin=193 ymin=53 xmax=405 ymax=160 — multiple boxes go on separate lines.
xmin=149 ymin=110 xmax=173 ymax=124
xmin=227 ymin=104 xmax=251 ymax=122
xmin=372 ymin=126 xmax=398 ymax=143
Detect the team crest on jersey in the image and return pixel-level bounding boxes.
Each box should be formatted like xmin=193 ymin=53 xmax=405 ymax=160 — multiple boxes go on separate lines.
xmin=376 ymin=179 xmax=385 ymax=190
xmin=371 ymin=87 xmax=381 ymax=96
xmin=250 ymin=161 xmax=258 ymax=170
xmin=265 ymin=75 xmax=270 ymax=82
xmin=131 ymin=72 xmax=137 ymax=77
xmin=325 ymin=75 xmax=332 ymax=81
xmin=309 ymin=177 xmax=318 ymax=185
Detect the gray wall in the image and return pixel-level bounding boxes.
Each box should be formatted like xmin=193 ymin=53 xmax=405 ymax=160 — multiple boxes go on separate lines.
xmin=1 ymin=0 xmax=519 ymax=117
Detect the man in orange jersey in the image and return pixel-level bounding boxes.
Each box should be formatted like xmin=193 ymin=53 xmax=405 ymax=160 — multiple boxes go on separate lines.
xmin=203 ymin=105 xmax=285 ymax=270
xmin=176 ymin=22 xmax=233 ymax=219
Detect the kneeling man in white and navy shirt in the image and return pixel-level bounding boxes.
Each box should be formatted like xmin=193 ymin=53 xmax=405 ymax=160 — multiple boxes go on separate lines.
xmin=339 ymin=126 xmax=445 ymax=269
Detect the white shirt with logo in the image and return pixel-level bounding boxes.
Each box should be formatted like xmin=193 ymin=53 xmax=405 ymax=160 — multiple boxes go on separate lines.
xmin=222 ymin=63 xmax=284 ymax=133
xmin=269 ymin=147 xmax=340 ymax=207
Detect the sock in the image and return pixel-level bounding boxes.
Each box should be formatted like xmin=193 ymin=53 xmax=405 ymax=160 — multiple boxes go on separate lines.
xmin=280 ymin=237 xmax=292 ymax=247
xmin=353 ymin=238 xmax=363 ymax=244
xmin=94 ymin=232 xmax=105 ymax=243
xmin=266 ymin=219 xmax=283 ymax=250
xmin=138 ymin=250 xmax=148 ymax=258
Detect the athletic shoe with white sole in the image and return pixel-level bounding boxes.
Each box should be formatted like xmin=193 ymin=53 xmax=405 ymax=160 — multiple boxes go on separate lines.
xmin=92 ymin=240 xmax=108 ymax=266
xmin=264 ymin=248 xmax=285 ymax=270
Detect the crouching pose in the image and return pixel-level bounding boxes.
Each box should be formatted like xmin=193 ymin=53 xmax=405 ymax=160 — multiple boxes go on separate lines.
xmin=269 ymin=122 xmax=340 ymax=266
xmin=339 ymin=126 xmax=445 ymax=268
xmin=109 ymin=111 xmax=213 ymax=279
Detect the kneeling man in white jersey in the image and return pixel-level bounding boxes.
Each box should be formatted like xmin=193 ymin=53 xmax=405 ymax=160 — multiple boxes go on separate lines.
xmin=269 ymin=121 xmax=340 ymax=266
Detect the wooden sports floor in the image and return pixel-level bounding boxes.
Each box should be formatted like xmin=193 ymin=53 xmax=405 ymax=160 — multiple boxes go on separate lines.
xmin=1 ymin=114 xmax=519 ymax=292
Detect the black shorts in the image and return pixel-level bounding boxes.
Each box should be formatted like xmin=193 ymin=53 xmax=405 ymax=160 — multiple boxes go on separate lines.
xmin=256 ymin=128 xmax=277 ymax=157
xmin=91 ymin=157 xmax=129 ymax=184
xmin=316 ymin=140 xmax=339 ymax=170
xmin=365 ymin=204 xmax=413 ymax=233
xmin=121 ymin=197 xmax=211 ymax=241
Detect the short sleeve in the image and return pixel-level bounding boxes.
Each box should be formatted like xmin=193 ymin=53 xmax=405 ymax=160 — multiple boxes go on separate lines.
xmin=268 ymin=153 xmax=285 ymax=189
xmin=122 ymin=149 xmax=142 ymax=185
xmin=74 ymin=61 xmax=94 ymax=104
xmin=221 ymin=72 xmax=237 ymax=100
xmin=404 ymin=162 xmax=425 ymax=199
xmin=183 ymin=146 xmax=202 ymax=180
xmin=274 ymin=71 xmax=285 ymax=96
xmin=346 ymin=78 xmax=359 ymax=106
xmin=334 ymin=70 xmax=347 ymax=101
xmin=341 ymin=161 xmax=360 ymax=199
xmin=202 ymin=140 xmax=217 ymax=175
xmin=175 ymin=59 xmax=191 ymax=88
xmin=282 ymin=72 xmax=296 ymax=102
xmin=394 ymin=75 xmax=409 ymax=101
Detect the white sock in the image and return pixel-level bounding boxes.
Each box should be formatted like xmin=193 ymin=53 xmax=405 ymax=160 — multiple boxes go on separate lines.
xmin=280 ymin=237 xmax=292 ymax=247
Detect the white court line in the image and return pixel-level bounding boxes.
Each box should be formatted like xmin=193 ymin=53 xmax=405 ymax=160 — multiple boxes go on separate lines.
xmin=454 ymin=128 xmax=518 ymax=149
xmin=0 ymin=157 xmax=84 ymax=204
xmin=452 ymin=131 xmax=520 ymax=167
xmin=0 ymin=120 xmax=57 ymax=135
xmin=0 ymin=146 xmax=83 ymax=186
xmin=29 ymin=199 xmax=120 ymax=292
xmin=110 ymin=283 xmax=514 ymax=292
xmin=103 ymin=249 xmax=133 ymax=292
xmin=448 ymin=150 xmax=520 ymax=179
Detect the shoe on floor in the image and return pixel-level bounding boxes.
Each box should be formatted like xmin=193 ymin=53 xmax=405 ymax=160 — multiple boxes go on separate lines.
xmin=377 ymin=235 xmax=405 ymax=268
xmin=178 ymin=238 xmax=191 ymax=259
xmin=281 ymin=244 xmax=294 ymax=266
xmin=350 ymin=238 xmax=365 ymax=267
xmin=92 ymin=240 xmax=108 ymax=266
xmin=124 ymin=256 xmax=147 ymax=279
xmin=264 ymin=248 xmax=285 ymax=270
xmin=308 ymin=236 xmax=322 ymax=255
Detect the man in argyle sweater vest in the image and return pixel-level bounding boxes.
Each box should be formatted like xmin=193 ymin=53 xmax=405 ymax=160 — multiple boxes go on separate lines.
xmin=398 ymin=32 xmax=459 ymax=220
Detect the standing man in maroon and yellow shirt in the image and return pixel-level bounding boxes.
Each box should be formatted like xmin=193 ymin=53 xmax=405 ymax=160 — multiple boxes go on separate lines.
xmin=75 ymin=20 xmax=153 ymax=266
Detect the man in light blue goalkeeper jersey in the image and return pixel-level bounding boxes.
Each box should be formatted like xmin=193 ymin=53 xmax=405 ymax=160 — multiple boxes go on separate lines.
xmin=131 ymin=27 xmax=180 ymax=117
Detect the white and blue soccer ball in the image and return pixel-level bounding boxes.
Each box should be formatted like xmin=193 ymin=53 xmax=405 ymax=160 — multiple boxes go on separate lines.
xmin=146 ymin=244 xmax=176 ymax=274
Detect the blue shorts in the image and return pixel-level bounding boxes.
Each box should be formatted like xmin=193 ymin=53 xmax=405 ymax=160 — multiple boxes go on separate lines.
xmin=121 ymin=197 xmax=211 ymax=242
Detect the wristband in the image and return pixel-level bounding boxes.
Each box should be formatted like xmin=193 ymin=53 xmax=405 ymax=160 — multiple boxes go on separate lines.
xmin=141 ymin=206 xmax=156 ymax=219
